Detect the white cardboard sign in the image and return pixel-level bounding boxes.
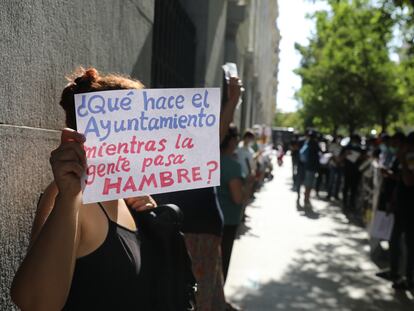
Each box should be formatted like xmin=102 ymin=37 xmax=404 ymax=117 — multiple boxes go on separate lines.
xmin=369 ymin=210 xmax=394 ymax=241
xmin=75 ymin=88 xmax=221 ymax=204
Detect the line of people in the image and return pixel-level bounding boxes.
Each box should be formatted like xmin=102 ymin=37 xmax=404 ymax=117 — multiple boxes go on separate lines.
xmin=290 ymin=129 xmax=414 ymax=290
xmin=10 ymin=67 xmax=275 ymax=311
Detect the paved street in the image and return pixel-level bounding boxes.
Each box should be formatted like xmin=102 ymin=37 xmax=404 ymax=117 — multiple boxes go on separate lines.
xmin=225 ymin=158 xmax=414 ymax=311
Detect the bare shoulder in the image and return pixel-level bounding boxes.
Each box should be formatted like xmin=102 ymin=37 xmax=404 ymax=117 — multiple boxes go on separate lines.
xmin=30 ymin=181 xmax=59 ymax=245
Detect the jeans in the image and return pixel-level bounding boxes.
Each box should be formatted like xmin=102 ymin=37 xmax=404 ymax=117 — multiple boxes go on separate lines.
xmin=327 ymin=166 xmax=342 ymax=199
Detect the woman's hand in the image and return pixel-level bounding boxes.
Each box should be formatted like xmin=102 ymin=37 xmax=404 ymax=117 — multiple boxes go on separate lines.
xmin=50 ymin=129 xmax=86 ymax=196
xmin=125 ymin=195 xmax=157 ymax=212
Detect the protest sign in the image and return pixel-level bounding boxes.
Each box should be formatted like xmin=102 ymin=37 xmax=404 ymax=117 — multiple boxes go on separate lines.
xmin=369 ymin=210 xmax=394 ymax=241
xmin=74 ymin=88 xmax=221 ymax=204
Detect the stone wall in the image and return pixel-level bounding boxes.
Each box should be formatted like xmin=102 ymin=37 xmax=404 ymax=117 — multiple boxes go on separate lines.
xmin=0 ymin=1 xmax=154 ymax=309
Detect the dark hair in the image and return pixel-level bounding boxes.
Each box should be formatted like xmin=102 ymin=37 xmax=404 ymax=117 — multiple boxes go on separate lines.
xmin=60 ymin=67 xmax=144 ymax=130
xmin=391 ymin=132 xmax=406 ymax=143
xmin=242 ymin=129 xmax=255 ymax=140
xmin=220 ymin=124 xmax=239 ymax=151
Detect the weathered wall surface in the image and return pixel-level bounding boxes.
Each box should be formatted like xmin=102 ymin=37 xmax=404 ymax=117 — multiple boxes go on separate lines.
xmin=180 ymin=0 xmax=228 ymax=88
xmin=0 ymin=1 xmax=154 ymax=309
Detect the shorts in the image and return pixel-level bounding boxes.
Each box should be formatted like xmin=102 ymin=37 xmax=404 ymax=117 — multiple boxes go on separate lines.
xmin=304 ymin=170 xmax=316 ymax=188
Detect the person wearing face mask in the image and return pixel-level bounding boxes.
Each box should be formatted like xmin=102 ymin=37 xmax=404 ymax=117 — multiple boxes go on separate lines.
xmin=340 ymin=134 xmax=363 ymax=211
xmin=236 ymin=130 xmax=256 ymax=181
xmin=379 ymin=134 xmax=394 ymax=169
xmin=389 ymin=132 xmax=414 ymax=290
xmin=375 ymin=132 xmax=406 ymax=282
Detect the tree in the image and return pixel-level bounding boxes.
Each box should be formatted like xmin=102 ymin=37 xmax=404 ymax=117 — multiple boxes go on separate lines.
xmin=295 ymin=0 xmax=403 ymax=134
xmin=273 ymin=109 xmax=304 ymax=130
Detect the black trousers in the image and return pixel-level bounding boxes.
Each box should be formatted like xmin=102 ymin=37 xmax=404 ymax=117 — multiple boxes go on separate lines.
xmin=221 ymin=225 xmax=238 ymax=283
xmin=342 ymin=170 xmax=360 ymax=210
xmin=390 ymin=213 xmax=414 ymax=282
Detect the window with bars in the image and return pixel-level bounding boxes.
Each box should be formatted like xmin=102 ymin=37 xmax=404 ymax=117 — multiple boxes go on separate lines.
xmin=151 ymin=0 xmax=196 ymax=88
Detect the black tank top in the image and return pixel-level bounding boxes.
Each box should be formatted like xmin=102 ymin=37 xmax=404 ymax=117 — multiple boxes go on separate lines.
xmin=62 ymin=203 xmax=153 ymax=310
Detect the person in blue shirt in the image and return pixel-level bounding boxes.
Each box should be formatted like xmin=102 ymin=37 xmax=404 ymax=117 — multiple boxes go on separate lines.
xmin=298 ymin=130 xmax=320 ymax=207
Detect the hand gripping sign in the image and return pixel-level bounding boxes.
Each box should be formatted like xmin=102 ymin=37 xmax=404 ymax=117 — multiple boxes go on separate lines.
xmin=75 ymin=88 xmax=221 ymax=204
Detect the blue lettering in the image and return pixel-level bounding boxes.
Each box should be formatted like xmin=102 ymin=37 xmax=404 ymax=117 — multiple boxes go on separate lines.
xmin=84 ymin=117 xmax=101 ymax=138
xmin=143 ymin=91 xmax=154 ymax=111
xmin=148 ymin=118 xmax=159 ymax=130
xmin=120 ymin=91 xmax=133 ymax=110
xmin=176 ymin=95 xmax=185 ymax=109
xmin=178 ymin=115 xmax=188 ymax=128
xmin=197 ymin=108 xmax=207 ymax=127
xmin=139 ymin=111 xmax=148 ymax=130
xmin=99 ymin=120 xmax=111 ymax=141
xmin=114 ymin=120 xmax=126 ymax=133
xmin=88 ymin=94 xmax=106 ymax=114
xmin=192 ymin=93 xmax=202 ymax=108
xmin=77 ymin=95 xmax=89 ymax=117
xmin=203 ymin=90 xmax=209 ymax=108
xmin=206 ymin=114 xmax=216 ymax=126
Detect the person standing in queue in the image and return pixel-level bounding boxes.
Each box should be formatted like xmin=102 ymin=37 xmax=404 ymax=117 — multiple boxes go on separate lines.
xmin=153 ymin=76 xmax=242 ymax=311
xmin=11 ymin=67 xmax=195 ymax=310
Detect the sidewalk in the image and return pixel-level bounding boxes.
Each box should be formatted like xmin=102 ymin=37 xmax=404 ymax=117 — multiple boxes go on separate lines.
xmin=224 ymin=159 xmax=414 ymax=311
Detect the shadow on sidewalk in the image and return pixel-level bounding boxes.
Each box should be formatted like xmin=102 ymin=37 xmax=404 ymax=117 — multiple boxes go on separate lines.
xmin=229 ymin=200 xmax=414 ymax=310
xmin=229 ymin=240 xmax=414 ymax=310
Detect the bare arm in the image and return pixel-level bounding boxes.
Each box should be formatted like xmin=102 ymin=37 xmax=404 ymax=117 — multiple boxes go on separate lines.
xmin=220 ymin=77 xmax=241 ymax=143
xmin=229 ymin=177 xmax=253 ymax=206
xmin=11 ymin=129 xmax=86 ymax=311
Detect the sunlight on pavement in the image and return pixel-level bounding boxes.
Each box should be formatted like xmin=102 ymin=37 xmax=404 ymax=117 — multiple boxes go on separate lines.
xmin=225 ymin=160 xmax=414 ymax=311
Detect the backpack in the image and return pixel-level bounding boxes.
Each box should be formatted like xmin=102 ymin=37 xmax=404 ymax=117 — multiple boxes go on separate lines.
xmin=299 ymin=142 xmax=309 ymax=163
xmin=133 ymin=204 xmax=197 ymax=311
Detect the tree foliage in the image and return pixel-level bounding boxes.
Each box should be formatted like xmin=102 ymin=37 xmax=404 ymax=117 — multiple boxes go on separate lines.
xmin=295 ymin=0 xmax=405 ymax=134
xmin=273 ymin=109 xmax=304 ymax=130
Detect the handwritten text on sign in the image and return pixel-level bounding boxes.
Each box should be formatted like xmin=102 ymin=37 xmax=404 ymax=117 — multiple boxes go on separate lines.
xmin=74 ymin=88 xmax=221 ymax=204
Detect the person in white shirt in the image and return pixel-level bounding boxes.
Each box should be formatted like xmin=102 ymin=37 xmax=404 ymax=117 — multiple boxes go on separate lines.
xmin=236 ymin=130 xmax=256 ymax=179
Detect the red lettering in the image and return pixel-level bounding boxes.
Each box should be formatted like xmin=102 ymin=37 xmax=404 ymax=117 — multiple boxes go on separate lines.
xmin=174 ymin=154 xmax=185 ymax=164
xmin=141 ymin=158 xmax=153 ymax=173
xmin=154 ymin=155 xmax=164 ymax=166
xmin=145 ymin=140 xmax=156 ymax=151
xmin=182 ymin=137 xmax=194 ymax=149
xmin=160 ymin=171 xmax=174 ymax=187
xmin=175 ymin=134 xmax=182 ymax=149
xmin=177 ymin=168 xmax=191 ymax=183
xmin=158 ymin=138 xmax=167 ymax=152
xmin=97 ymin=142 xmax=107 ymax=157
xmin=123 ymin=176 xmax=137 ymax=192
xmin=138 ymin=174 xmax=158 ymax=191
xmin=97 ymin=163 xmax=106 ymax=177
xmin=121 ymin=157 xmax=130 ymax=172
xmin=107 ymin=163 xmax=115 ymax=174
xmin=106 ymin=144 xmax=117 ymax=156
xmin=86 ymin=165 xmax=96 ymax=185
xmin=102 ymin=177 xmax=122 ymax=195
xmin=192 ymin=167 xmax=202 ymax=181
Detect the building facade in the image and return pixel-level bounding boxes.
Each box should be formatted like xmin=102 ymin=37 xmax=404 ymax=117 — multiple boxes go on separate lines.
xmin=0 ymin=1 xmax=279 ymax=308
xmin=225 ymin=0 xmax=280 ymax=132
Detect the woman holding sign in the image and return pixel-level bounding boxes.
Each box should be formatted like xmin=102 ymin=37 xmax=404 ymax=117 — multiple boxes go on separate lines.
xmin=11 ymin=68 xmax=195 ymax=310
